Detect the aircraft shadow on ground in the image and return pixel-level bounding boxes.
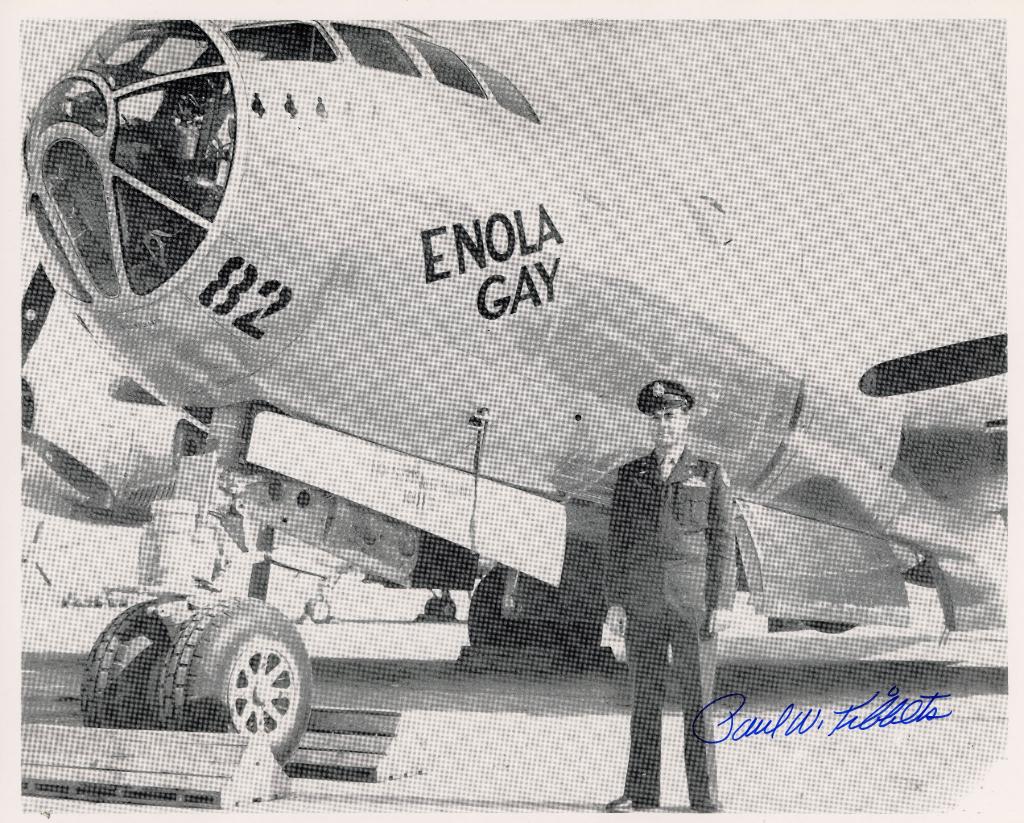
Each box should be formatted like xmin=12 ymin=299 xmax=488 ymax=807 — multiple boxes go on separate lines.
xmin=20 ymin=652 xmax=1007 ymax=723
xmin=309 ymin=656 xmax=1007 ymax=716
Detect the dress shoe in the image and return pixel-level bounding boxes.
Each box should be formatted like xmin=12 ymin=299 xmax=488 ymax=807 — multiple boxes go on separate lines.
xmin=604 ymin=795 xmax=658 ymax=812
xmin=691 ymin=801 xmax=721 ymax=813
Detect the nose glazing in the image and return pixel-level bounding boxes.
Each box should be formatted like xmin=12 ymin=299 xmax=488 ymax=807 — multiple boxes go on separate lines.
xmin=42 ymin=141 xmax=119 ymax=297
xmin=25 ymin=20 xmax=234 ymax=303
xmin=29 ymin=78 xmax=108 ymax=140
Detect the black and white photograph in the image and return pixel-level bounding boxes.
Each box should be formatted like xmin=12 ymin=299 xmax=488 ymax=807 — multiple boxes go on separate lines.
xmin=14 ymin=4 xmax=1012 ymax=815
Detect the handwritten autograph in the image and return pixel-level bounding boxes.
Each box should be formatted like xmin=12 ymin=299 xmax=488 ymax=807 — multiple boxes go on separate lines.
xmin=693 ymin=685 xmax=953 ymax=745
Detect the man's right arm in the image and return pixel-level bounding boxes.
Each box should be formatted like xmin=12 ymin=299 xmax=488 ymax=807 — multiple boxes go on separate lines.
xmin=604 ymin=465 xmax=631 ymax=606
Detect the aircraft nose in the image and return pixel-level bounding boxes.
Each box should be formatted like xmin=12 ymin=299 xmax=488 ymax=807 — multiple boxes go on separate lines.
xmin=39 ymin=141 xmax=120 ymax=297
xmin=27 ymin=20 xmax=237 ymax=304
xmin=27 ymin=79 xmax=234 ymax=304
xmin=27 ymin=78 xmax=109 ymax=143
xmin=25 ymin=76 xmax=116 ymax=301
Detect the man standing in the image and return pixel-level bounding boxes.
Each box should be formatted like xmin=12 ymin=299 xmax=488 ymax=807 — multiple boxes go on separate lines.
xmin=604 ymin=380 xmax=735 ymax=813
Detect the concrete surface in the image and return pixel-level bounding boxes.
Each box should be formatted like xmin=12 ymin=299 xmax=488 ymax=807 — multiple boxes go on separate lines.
xmin=19 ymin=507 xmax=1008 ymax=813
xmin=21 ymin=612 xmax=1007 ymax=814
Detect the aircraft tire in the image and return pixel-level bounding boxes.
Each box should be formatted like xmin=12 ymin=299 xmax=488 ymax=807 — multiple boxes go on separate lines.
xmin=469 ymin=572 xmax=603 ymax=654
xmin=81 ymin=600 xmax=174 ymax=730
xmin=157 ymin=597 xmax=312 ymax=763
xmin=805 ymin=620 xmax=856 ymax=634
xmin=468 ymin=569 xmax=528 ymax=647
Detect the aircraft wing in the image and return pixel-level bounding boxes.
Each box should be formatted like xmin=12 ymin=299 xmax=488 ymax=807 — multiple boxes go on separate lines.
xmin=735 ymin=340 xmax=1007 ymax=633
xmin=736 ymin=500 xmax=910 ymax=628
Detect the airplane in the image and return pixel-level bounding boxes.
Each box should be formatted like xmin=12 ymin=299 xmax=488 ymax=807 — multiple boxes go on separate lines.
xmin=21 ymin=19 xmax=1006 ymax=762
xmin=22 ymin=270 xmax=207 ymax=527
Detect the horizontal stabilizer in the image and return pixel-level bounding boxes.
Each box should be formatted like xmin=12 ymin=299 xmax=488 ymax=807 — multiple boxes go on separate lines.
xmin=247 ymin=412 xmax=566 ymax=585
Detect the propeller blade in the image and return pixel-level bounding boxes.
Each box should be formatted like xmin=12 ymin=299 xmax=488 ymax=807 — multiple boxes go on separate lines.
xmin=22 ymin=263 xmax=55 ymax=365
xmin=22 ymin=428 xmax=113 ymax=506
xmin=859 ymin=334 xmax=1006 ymax=397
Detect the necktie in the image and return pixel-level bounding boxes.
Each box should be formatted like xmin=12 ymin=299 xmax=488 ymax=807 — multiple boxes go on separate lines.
xmin=660 ymin=455 xmax=676 ymax=480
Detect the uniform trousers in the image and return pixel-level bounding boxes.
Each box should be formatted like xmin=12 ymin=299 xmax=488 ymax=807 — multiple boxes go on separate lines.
xmin=624 ymin=608 xmax=718 ymax=808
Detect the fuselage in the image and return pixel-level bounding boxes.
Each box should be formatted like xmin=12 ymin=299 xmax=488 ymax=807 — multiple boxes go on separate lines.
xmin=23 ymin=19 xmax=1008 ymax=634
xmin=23 ymin=20 xmax=916 ymax=522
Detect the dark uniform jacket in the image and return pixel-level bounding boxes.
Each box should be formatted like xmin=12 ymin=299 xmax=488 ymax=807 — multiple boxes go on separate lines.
xmin=605 ymin=449 xmax=735 ymax=618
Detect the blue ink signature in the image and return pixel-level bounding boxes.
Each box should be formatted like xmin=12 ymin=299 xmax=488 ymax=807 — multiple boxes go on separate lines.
xmin=692 ymin=685 xmax=953 ymax=745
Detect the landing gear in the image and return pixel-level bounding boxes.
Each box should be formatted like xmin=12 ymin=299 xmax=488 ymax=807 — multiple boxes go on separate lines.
xmin=416 ymin=589 xmax=458 ymax=622
xmin=81 ymin=600 xmax=174 ymax=730
xmin=467 ymin=569 xmax=528 ymax=647
xmin=157 ymin=597 xmax=313 ymax=763
xmin=466 ymin=569 xmax=607 ymax=670
xmin=80 ymin=404 xmax=315 ymax=763
xmin=82 ymin=597 xmax=313 ymax=763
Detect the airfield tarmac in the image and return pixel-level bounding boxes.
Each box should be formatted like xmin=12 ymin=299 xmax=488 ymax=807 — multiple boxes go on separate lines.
xmin=19 ymin=508 xmax=1007 ymax=813
xmin=21 ymin=591 xmax=1007 ymax=814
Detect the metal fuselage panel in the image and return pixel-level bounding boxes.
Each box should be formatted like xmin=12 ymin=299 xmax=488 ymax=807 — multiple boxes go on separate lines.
xmin=28 ymin=20 xmax=913 ymax=520
xmin=63 ymin=29 xmax=804 ymax=501
xmin=22 ymin=20 xmax=1006 ymax=631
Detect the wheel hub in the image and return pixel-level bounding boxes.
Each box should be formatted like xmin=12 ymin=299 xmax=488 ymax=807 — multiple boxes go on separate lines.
xmin=229 ymin=640 xmax=296 ymax=738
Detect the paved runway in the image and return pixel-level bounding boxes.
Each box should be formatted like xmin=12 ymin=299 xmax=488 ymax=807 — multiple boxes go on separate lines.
xmin=21 ymin=608 xmax=1007 ymax=814
xmin=19 ymin=507 xmax=1009 ymax=812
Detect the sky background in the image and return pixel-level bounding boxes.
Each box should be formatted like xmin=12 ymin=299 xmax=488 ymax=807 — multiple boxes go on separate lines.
xmin=19 ymin=17 xmax=1006 ymax=399
xmin=430 ymin=20 xmax=1006 ymax=378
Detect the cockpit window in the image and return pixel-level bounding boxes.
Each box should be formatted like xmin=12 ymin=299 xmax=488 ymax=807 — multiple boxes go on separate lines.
xmin=106 ymin=39 xmax=148 ymax=67
xmin=142 ymin=37 xmax=212 ymax=76
xmin=113 ymin=72 xmax=236 ymax=220
xmin=29 ymin=195 xmax=93 ymax=303
xmin=29 ymin=79 xmax=108 ymax=138
xmin=227 ymin=23 xmax=336 ymax=63
xmin=79 ymin=21 xmax=222 ymax=89
xmin=468 ymin=60 xmax=540 ymax=123
xmin=114 ymin=178 xmax=207 ymax=296
xmin=42 ymin=141 xmax=119 ymax=297
xmin=408 ymin=39 xmax=485 ymax=98
xmin=330 ymin=23 xmax=420 ymax=77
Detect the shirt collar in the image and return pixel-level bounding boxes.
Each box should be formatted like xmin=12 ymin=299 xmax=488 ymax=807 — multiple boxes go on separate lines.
xmin=655 ymin=444 xmax=688 ymax=467
xmin=647 ymin=444 xmax=693 ymax=483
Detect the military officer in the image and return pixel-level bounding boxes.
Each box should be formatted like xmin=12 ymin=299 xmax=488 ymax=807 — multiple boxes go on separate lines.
xmin=604 ymin=379 xmax=735 ymax=814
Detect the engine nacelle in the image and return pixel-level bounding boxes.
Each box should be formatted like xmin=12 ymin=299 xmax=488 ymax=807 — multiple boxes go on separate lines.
xmin=23 ymin=291 xmax=199 ymax=518
xmin=752 ymin=380 xmax=907 ymax=531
